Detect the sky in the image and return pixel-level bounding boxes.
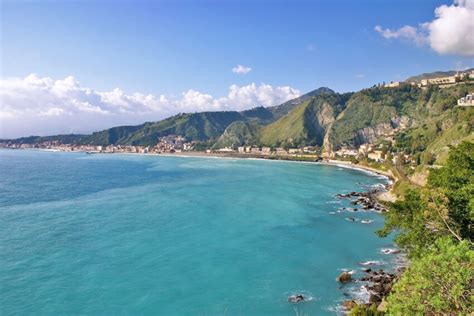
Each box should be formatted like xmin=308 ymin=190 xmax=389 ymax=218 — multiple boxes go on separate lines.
xmin=1 ymin=0 xmax=473 ymax=138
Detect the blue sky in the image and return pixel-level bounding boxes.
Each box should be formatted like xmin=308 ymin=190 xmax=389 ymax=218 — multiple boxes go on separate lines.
xmin=1 ymin=0 xmax=473 ymax=137
xmin=2 ymin=0 xmax=471 ymax=94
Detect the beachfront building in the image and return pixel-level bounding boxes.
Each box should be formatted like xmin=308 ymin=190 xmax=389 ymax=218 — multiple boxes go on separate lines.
xmin=288 ymin=148 xmax=302 ymax=154
xmin=303 ymin=146 xmax=318 ymax=154
xmin=261 ymin=147 xmax=271 ymax=155
xmin=237 ymin=146 xmax=245 ymax=153
xmin=217 ymin=147 xmax=234 ymax=153
xmin=358 ymin=144 xmax=373 ymax=155
xmin=368 ymin=150 xmax=384 ymax=162
xmin=276 ymin=147 xmax=288 ymax=155
xmin=334 ymin=148 xmax=358 ymax=158
xmin=251 ymin=147 xmax=261 ymax=154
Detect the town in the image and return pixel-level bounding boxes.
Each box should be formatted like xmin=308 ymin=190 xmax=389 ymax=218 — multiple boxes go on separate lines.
xmin=0 ymin=133 xmax=414 ymax=168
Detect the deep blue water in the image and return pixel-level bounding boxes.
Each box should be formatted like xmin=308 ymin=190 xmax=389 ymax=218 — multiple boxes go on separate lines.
xmin=0 ymin=149 xmax=396 ymax=315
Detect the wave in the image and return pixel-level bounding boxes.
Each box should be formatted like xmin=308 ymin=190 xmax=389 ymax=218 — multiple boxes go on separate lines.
xmin=359 ymin=260 xmax=385 ymax=266
xmin=380 ymin=248 xmax=401 ymax=255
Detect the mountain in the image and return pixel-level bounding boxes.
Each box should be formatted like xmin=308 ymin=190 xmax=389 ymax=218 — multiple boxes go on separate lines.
xmin=80 ymin=109 xmax=273 ymax=146
xmin=74 ymin=87 xmax=336 ymax=147
xmin=259 ymin=91 xmax=349 ymax=147
xmin=0 ymin=134 xmax=85 ymax=145
xmin=267 ymin=87 xmax=339 ymax=120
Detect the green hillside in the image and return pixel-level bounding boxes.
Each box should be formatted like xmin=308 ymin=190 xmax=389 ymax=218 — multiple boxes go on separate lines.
xmin=259 ymin=92 xmax=348 ymax=147
xmin=1 ymin=134 xmax=85 ymax=145
xmin=80 ymin=109 xmax=272 ymax=146
xmin=326 ymin=83 xmax=473 ymax=152
xmin=212 ymin=121 xmax=260 ymax=148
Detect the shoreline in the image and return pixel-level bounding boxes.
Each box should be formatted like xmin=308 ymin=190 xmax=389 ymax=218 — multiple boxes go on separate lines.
xmin=2 ymin=147 xmax=398 ymax=201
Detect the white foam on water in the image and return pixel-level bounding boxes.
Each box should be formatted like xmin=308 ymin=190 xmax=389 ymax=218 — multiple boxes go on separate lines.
xmin=359 ymin=260 xmax=385 ymax=266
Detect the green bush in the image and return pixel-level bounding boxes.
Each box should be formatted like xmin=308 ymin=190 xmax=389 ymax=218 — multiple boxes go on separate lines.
xmin=387 ymin=238 xmax=473 ymax=315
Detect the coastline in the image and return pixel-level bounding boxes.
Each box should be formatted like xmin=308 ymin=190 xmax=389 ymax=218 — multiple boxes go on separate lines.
xmin=2 ymin=147 xmax=398 ymax=202
xmin=159 ymin=152 xmax=399 ymax=202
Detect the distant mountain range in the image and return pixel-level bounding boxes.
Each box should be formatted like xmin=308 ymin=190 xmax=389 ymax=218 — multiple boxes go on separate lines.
xmin=3 ymin=70 xmax=474 ymax=164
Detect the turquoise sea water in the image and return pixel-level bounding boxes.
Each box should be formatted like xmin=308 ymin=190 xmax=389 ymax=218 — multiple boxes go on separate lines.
xmin=0 ymin=149 xmax=396 ymax=315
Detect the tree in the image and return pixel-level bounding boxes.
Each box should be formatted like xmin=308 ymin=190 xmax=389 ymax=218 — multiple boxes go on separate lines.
xmin=379 ymin=142 xmax=474 ymax=256
xmin=428 ymin=141 xmax=474 ymax=241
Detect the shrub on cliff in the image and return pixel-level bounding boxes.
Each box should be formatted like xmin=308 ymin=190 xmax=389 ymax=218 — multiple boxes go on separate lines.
xmin=386 ymin=238 xmax=473 ymax=315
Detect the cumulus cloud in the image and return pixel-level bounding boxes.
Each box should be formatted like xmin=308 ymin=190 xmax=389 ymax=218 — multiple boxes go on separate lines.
xmin=0 ymin=74 xmax=300 ymax=138
xmin=232 ymin=64 xmax=252 ymax=74
xmin=375 ymin=0 xmax=474 ymax=56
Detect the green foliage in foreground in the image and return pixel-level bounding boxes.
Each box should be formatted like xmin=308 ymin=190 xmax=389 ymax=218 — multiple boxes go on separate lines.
xmin=379 ymin=142 xmax=473 ymax=255
xmin=386 ymin=238 xmax=473 ymax=315
xmin=349 ymin=304 xmax=383 ymax=316
xmin=378 ymin=142 xmax=474 ymax=315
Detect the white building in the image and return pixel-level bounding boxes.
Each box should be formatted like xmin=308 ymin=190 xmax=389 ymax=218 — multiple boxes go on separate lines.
xmin=457 ymin=94 xmax=474 ymax=106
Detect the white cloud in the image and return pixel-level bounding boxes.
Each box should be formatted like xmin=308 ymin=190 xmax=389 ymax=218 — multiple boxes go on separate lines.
xmin=0 ymin=74 xmax=300 ymax=138
xmin=375 ymin=0 xmax=474 ymax=56
xmin=374 ymin=25 xmax=427 ymax=46
xmin=232 ymin=64 xmax=252 ymax=74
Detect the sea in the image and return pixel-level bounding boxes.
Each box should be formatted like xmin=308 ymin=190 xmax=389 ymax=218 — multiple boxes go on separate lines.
xmin=0 ymin=149 xmax=397 ymax=315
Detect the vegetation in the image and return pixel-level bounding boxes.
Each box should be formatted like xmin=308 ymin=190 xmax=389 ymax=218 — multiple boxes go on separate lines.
xmin=259 ymin=92 xmax=347 ymax=147
xmin=349 ymin=303 xmax=384 ymax=316
xmin=387 ymin=238 xmax=473 ymax=314
xmin=0 ymin=134 xmax=84 ymax=145
xmin=80 ymin=110 xmax=273 ymax=146
xmin=212 ymin=121 xmax=260 ymax=148
xmin=378 ymin=142 xmax=474 ymax=315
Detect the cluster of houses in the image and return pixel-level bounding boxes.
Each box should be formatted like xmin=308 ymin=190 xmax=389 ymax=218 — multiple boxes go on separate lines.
xmin=154 ymin=135 xmax=194 ymax=152
xmin=383 ymin=70 xmax=474 ymax=89
xmin=332 ymin=143 xmax=412 ymax=165
xmin=0 ymin=135 xmax=196 ymax=154
xmin=212 ymin=146 xmax=319 ymax=156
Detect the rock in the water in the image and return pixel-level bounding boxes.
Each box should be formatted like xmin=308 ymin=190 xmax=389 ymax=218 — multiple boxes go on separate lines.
xmin=338 ymin=271 xmax=352 ymax=283
xmin=288 ymin=294 xmax=305 ymax=303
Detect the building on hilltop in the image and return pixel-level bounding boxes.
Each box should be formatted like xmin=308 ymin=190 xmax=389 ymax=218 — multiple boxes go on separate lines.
xmin=419 ymin=71 xmax=473 ymax=87
xmin=385 ymin=81 xmax=400 ymax=88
